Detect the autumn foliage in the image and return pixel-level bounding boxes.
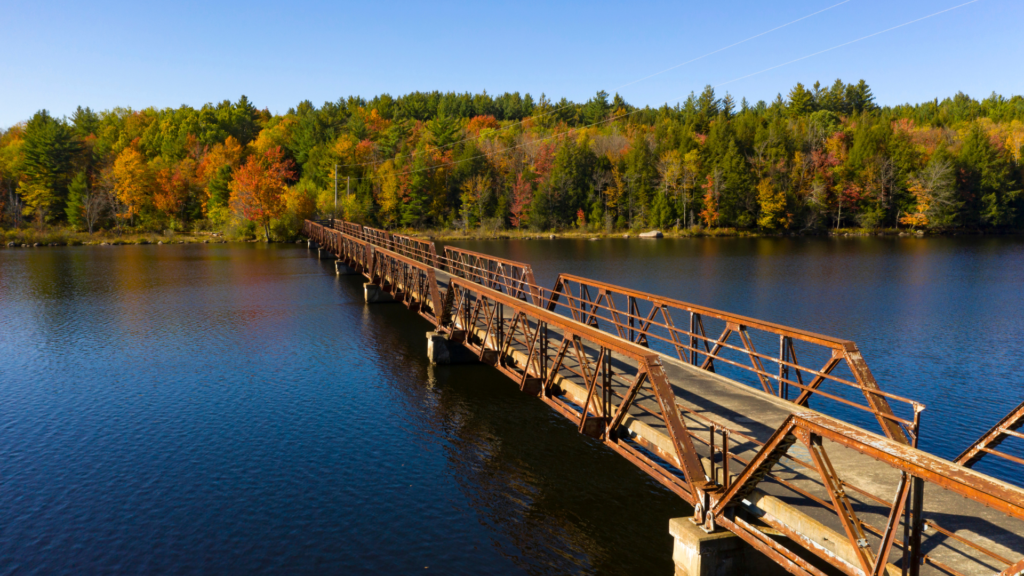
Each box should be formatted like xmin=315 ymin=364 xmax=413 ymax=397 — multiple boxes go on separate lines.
xmin=3 ymin=84 xmax=1024 ymax=239
xmin=229 ymin=146 xmax=295 ymax=241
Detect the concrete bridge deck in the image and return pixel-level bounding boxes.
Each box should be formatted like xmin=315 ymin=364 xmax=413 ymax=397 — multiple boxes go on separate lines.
xmin=303 ymin=219 xmax=1024 ymax=576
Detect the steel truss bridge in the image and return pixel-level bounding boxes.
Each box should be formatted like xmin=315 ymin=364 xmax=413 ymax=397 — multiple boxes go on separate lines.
xmin=303 ymin=219 xmax=1024 ymax=576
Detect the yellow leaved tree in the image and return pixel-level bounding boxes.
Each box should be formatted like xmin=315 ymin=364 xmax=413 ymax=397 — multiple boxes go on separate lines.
xmin=112 ymin=147 xmax=152 ymax=227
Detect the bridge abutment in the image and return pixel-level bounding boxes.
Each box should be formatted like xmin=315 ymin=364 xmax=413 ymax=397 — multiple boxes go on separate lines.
xmin=670 ymin=517 xmax=751 ymax=576
xmin=426 ymin=331 xmax=479 ymax=365
xmin=335 ymin=261 xmax=359 ymax=275
xmin=364 ymin=283 xmax=396 ymax=304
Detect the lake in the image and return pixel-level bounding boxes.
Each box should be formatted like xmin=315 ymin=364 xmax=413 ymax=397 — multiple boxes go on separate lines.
xmin=1 ymin=236 xmax=1022 ymax=574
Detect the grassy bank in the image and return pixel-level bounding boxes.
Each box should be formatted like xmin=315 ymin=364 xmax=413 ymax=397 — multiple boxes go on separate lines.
xmin=1 ymin=228 xmax=235 ymax=247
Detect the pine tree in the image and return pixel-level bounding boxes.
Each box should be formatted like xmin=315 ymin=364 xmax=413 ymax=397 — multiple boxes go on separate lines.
xmin=787 ymin=83 xmax=814 ymax=117
xmin=20 ymin=110 xmax=81 ymax=223
xmin=65 ymin=171 xmax=87 ymax=228
xmin=821 ymin=79 xmax=849 ymax=114
xmin=722 ymin=93 xmax=736 ymax=119
xmin=583 ymin=90 xmax=611 ymax=126
xmin=697 ymin=85 xmax=720 ymax=122
xmin=847 ymin=80 xmax=877 ymax=114
xmin=959 ymin=124 xmax=1020 ymax=226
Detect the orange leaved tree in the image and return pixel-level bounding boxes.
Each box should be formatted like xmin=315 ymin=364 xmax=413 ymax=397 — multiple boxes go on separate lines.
xmin=229 ymin=146 xmax=295 ymax=241
xmin=112 ymin=147 xmax=152 ymax=228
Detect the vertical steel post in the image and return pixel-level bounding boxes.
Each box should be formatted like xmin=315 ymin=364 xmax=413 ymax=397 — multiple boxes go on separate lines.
xmin=722 ymin=430 xmax=730 ymax=491
xmin=906 ymin=476 xmax=925 ymax=576
xmin=689 ymin=312 xmax=698 ymax=365
xmin=709 ymin=423 xmax=717 ymax=485
xmin=629 ymin=296 xmax=636 ymax=343
xmin=540 ymin=322 xmax=548 ymax=385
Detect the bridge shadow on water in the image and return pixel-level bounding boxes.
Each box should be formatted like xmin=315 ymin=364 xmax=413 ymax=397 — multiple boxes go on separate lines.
xmin=325 ymin=263 xmax=691 ymax=575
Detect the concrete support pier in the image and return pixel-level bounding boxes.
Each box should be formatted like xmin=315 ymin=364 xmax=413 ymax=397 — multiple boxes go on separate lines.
xmin=318 ymin=248 xmax=335 ymax=260
xmin=426 ymin=331 xmax=479 ymax=364
xmin=307 ymin=239 xmax=318 ymax=250
xmin=670 ymin=517 xmax=781 ymax=576
xmin=335 ymin=261 xmax=359 ymax=275
xmin=363 ymin=283 xmax=395 ymax=304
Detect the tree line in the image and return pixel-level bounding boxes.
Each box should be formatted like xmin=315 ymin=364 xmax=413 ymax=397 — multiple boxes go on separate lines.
xmin=2 ymin=81 xmax=1023 ymax=240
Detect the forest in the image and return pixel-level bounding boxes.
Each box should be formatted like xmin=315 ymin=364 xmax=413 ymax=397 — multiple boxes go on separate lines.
xmin=2 ymin=80 xmax=1023 ymax=241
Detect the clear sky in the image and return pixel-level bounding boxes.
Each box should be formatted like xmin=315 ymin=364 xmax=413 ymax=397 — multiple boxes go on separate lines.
xmin=2 ymin=0 xmax=1021 ymax=128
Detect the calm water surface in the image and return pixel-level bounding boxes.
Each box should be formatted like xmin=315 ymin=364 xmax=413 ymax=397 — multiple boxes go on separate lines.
xmin=0 ymin=244 xmax=682 ymax=575
xmin=1 ymin=237 xmax=1023 ymax=574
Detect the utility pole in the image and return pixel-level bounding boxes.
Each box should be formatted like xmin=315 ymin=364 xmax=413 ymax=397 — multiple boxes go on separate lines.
xmin=334 ymin=164 xmax=338 ymax=219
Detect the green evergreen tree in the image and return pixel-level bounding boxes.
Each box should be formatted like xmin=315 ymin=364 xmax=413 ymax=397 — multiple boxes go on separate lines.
xmin=846 ymin=80 xmax=877 ymax=114
xmin=65 ymin=171 xmax=87 ymax=228
xmin=583 ymin=90 xmax=610 ymax=126
xmin=20 ymin=110 xmax=81 ymax=222
xmin=959 ymin=124 xmax=1020 ymax=226
xmin=787 ymin=83 xmax=814 ymax=117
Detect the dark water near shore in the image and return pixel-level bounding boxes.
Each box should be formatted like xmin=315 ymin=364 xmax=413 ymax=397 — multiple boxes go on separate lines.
xmin=1 ymin=237 xmax=1023 ymax=574
xmin=0 ymin=244 xmax=683 ymax=575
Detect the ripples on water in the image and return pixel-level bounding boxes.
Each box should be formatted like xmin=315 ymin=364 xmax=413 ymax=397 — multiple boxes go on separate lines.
xmin=0 ymin=245 xmax=683 ymax=575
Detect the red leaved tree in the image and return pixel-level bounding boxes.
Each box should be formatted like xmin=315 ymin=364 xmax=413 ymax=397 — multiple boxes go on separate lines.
xmin=510 ymin=172 xmax=532 ymax=229
xmin=230 ymin=146 xmax=295 ymax=241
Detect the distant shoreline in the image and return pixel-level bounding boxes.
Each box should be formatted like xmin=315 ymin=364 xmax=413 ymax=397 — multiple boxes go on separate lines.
xmin=4 ymin=226 xmax=1022 ymax=248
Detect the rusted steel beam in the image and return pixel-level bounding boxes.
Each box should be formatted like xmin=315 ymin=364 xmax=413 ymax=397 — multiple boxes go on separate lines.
xmin=548 ymin=274 xmax=911 ymax=444
xmin=796 ymin=413 xmax=1024 ymax=521
xmin=647 ymin=360 xmax=710 ymax=501
xmin=445 ymin=276 xmax=708 ymax=500
xmin=391 ymin=233 xmax=439 ymax=268
xmin=998 ymin=558 xmax=1024 ymax=576
xmin=718 ymin=514 xmax=827 ymax=576
xmin=444 ymin=246 xmax=541 ymax=306
xmin=553 ymin=273 xmax=853 ymax=349
xmin=955 ymin=400 xmax=1024 ymax=469
xmin=796 ymin=428 xmax=875 ymax=576
xmin=872 ymin=473 xmax=910 ymax=576
xmin=711 ymin=417 xmax=799 ymax=515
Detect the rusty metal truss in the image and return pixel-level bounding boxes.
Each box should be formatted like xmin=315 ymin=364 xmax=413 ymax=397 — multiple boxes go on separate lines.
xmin=303 ymin=220 xmax=1024 ymax=576
xmin=956 ymin=400 xmax=1024 ymax=469
xmin=544 ymin=274 xmax=920 ymax=444
xmin=443 ymin=246 xmax=542 ymax=306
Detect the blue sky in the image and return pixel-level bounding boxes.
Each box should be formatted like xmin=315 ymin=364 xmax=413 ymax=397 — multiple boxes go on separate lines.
xmin=2 ymin=0 xmax=1021 ymax=127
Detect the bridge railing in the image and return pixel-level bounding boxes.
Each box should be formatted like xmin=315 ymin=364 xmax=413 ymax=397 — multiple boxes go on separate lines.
xmin=306 ymin=221 xmax=442 ymax=322
xmin=545 ymin=273 xmax=920 ymax=445
xmin=392 ymin=233 xmax=439 ymax=269
xmin=442 ymin=246 xmax=542 ymax=306
xmin=955 ymin=400 xmax=1024 ymax=471
xmin=362 ymin=226 xmax=394 ymax=251
xmin=331 ymin=219 xmax=365 ymax=240
xmin=712 ymin=412 xmax=1024 ymax=576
